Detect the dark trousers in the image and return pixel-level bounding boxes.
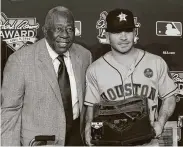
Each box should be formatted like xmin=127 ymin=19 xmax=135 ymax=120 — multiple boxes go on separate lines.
xmin=65 ymin=117 xmax=83 ymax=146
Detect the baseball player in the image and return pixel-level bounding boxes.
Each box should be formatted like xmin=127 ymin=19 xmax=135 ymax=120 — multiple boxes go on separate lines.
xmin=84 ymin=8 xmax=177 ymax=145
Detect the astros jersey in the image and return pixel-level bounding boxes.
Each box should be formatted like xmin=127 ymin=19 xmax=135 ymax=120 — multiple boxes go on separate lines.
xmin=84 ymin=48 xmax=177 ymax=123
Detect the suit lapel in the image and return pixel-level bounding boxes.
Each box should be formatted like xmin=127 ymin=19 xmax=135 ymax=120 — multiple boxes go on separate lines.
xmin=36 ymin=39 xmax=63 ymax=107
xmin=69 ymin=44 xmax=83 ymax=111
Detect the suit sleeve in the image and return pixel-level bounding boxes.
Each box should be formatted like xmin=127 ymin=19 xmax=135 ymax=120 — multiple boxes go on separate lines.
xmin=84 ymin=66 xmax=100 ymax=106
xmin=1 ymin=54 xmax=24 ymax=146
xmin=157 ymin=57 xmax=178 ymax=99
xmin=89 ymin=51 xmax=93 ymax=65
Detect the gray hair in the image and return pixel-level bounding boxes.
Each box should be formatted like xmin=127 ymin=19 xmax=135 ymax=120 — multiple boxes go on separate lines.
xmin=44 ymin=6 xmax=74 ymax=28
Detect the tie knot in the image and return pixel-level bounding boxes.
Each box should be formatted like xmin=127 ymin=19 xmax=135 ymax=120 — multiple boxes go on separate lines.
xmin=57 ymin=55 xmax=64 ymax=63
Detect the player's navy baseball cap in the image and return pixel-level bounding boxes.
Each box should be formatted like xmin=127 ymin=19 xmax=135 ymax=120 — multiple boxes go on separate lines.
xmin=106 ymin=8 xmax=136 ymax=33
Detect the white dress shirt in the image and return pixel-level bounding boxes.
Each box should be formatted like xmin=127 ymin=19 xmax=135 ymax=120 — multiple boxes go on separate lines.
xmin=45 ymin=39 xmax=79 ymax=120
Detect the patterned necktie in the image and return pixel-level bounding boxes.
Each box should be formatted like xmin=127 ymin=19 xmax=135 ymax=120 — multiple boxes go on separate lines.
xmin=57 ymin=55 xmax=73 ymax=132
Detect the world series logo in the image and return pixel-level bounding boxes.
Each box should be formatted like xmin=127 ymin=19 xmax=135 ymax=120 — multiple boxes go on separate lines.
xmin=0 ymin=12 xmax=39 ymax=51
xmin=75 ymin=21 xmax=82 ymax=37
xmin=96 ymin=11 xmax=141 ymax=44
xmin=170 ymin=71 xmax=183 ymax=100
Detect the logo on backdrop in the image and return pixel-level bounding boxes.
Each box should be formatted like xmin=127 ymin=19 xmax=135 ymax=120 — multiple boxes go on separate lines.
xmin=156 ymin=21 xmax=182 ymax=37
xmin=0 ymin=12 xmax=39 ymax=51
xmin=75 ymin=21 xmax=81 ymax=37
xmin=96 ymin=11 xmax=141 ymax=44
xmin=170 ymin=71 xmax=183 ymax=100
xmin=96 ymin=11 xmax=108 ymax=44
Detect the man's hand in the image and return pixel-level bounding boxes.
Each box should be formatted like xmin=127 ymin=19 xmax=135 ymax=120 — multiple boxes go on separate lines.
xmin=153 ymin=121 xmax=164 ymax=138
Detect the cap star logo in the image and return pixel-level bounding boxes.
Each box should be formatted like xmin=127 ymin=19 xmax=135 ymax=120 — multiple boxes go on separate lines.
xmin=117 ymin=12 xmax=127 ymax=22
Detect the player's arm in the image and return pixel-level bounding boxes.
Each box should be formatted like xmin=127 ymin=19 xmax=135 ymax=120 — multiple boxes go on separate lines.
xmin=85 ymin=106 xmax=94 ymax=146
xmin=1 ymin=54 xmax=24 ymax=146
xmin=84 ymin=66 xmax=100 ymax=146
xmin=154 ymin=95 xmax=176 ymax=138
xmin=154 ymin=57 xmax=178 ymax=138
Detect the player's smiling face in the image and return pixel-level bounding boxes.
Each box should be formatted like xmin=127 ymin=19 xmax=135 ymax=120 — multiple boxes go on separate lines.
xmin=44 ymin=12 xmax=75 ymax=54
xmin=107 ymin=29 xmax=135 ymax=54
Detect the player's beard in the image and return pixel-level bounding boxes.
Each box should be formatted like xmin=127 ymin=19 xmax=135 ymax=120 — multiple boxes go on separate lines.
xmin=112 ymin=44 xmax=134 ymax=55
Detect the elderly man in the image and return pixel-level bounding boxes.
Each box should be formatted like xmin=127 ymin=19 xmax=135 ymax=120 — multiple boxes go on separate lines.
xmin=1 ymin=6 xmax=92 ymax=146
